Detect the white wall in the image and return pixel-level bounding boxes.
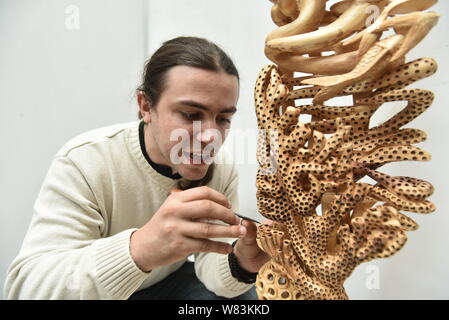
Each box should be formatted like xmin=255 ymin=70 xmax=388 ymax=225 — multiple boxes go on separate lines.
xmin=1 ymin=0 xmax=448 ymax=300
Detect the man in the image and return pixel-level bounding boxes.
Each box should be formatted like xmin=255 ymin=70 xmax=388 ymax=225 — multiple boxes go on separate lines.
xmin=4 ymin=37 xmax=269 ymax=300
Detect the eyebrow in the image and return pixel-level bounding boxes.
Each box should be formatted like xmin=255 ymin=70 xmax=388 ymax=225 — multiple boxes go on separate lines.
xmin=179 ymin=100 xmax=237 ymax=114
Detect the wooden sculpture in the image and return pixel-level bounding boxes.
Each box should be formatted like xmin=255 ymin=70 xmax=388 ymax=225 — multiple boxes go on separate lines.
xmin=254 ymin=0 xmax=439 ymax=300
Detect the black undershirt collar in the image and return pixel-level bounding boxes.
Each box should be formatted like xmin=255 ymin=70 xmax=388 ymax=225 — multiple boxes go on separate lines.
xmin=139 ymin=120 xmax=182 ymax=180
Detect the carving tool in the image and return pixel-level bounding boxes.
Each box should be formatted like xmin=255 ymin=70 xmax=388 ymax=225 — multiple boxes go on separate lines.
xmin=234 ymin=212 xmax=262 ymax=224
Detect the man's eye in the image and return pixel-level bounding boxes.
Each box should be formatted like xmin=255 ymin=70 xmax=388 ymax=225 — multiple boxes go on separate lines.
xmin=182 ymin=112 xmax=200 ymax=120
xmin=218 ymin=118 xmax=231 ymax=125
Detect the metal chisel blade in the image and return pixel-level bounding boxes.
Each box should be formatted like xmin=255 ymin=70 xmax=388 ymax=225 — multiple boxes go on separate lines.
xmin=234 ymin=212 xmax=262 ymax=224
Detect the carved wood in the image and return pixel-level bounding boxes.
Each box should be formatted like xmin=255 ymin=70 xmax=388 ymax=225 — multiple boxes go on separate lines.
xmin=254 ymin=0 xmax=439 ymax=300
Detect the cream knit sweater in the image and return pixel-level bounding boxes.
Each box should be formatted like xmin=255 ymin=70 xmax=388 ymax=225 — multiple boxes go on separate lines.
xmin=4 ymin=121 xmax=253 ymax=299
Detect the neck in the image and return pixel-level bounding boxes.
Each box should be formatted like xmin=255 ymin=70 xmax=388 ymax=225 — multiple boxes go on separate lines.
xmin=143 ymin=122 xmax=178 ymax=176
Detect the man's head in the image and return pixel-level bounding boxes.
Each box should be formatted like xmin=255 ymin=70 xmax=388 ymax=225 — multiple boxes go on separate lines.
xmin=137 ymin=37 xmax=239 ymax=182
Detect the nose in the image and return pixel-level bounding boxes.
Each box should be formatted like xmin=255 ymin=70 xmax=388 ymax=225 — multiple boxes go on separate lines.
xmin=193 ymin=120 xmax=220 ymax=145
xmin=195 ymin=127 xmax=217 ymax=144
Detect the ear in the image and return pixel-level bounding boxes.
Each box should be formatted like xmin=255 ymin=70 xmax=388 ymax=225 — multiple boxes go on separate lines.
xmin=137 ymin=91 xmax=152 ymax=123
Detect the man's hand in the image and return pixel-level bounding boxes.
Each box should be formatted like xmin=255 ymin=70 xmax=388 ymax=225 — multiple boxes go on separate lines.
xmin=233 ymin=219 xmax=271 ymax=273
xmin=130 ymin=186 xmax=245 ymax=272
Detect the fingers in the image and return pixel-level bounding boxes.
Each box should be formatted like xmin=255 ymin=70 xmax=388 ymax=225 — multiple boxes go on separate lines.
xmin=179 ymin=200 xmax=240 ymax=226
xmin=170 ymin=186 xmax=232 ymax=210
xmin=188 ymin=238 xmax=234 ymax=255
xmin=183 ymin=221 xmax=246 ymax=240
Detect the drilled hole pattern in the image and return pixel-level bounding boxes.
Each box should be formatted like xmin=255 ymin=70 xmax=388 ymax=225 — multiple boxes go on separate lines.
xmin=255 ymin=0 xmax=438 ymax=301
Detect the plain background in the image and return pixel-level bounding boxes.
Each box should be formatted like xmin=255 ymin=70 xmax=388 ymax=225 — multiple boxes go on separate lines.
xmin=1 ymin=0 xmax=448 ymax=299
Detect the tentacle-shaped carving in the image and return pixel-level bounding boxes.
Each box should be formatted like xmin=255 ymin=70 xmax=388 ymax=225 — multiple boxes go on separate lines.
xmin=267 ymin=1 xmax=372 ymax=54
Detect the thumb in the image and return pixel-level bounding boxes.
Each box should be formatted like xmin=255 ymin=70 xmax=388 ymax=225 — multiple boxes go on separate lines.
xmin=239 ymin=220 xmax=258 ymax=246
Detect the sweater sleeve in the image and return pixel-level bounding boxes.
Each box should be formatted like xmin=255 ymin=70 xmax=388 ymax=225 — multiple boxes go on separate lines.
xmin=3 ymin=156 xmax=150 ymax=300
xmin=193 ymin=155 xmax=255 ymax=298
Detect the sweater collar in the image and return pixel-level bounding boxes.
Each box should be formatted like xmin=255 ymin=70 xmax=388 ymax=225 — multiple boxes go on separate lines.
xmin=138 ymin=121 xmax=182 ymax=180
xmin=127 ymin=121 xmax=181 ymax=191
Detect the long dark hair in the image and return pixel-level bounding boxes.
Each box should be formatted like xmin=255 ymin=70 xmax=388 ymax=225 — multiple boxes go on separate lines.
xmin=137 ymin=36 xmax=239 ymax=190
xmin=137 ymin=36 xmax=239 ymax=113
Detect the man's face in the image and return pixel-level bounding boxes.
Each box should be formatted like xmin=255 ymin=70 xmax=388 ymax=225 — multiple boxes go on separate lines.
xmin=140 ymin=65 xmax=239 ymax=181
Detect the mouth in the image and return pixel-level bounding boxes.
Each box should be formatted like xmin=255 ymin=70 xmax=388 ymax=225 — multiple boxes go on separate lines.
xmin=182 ymin=151 xmax=214 ymax=165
